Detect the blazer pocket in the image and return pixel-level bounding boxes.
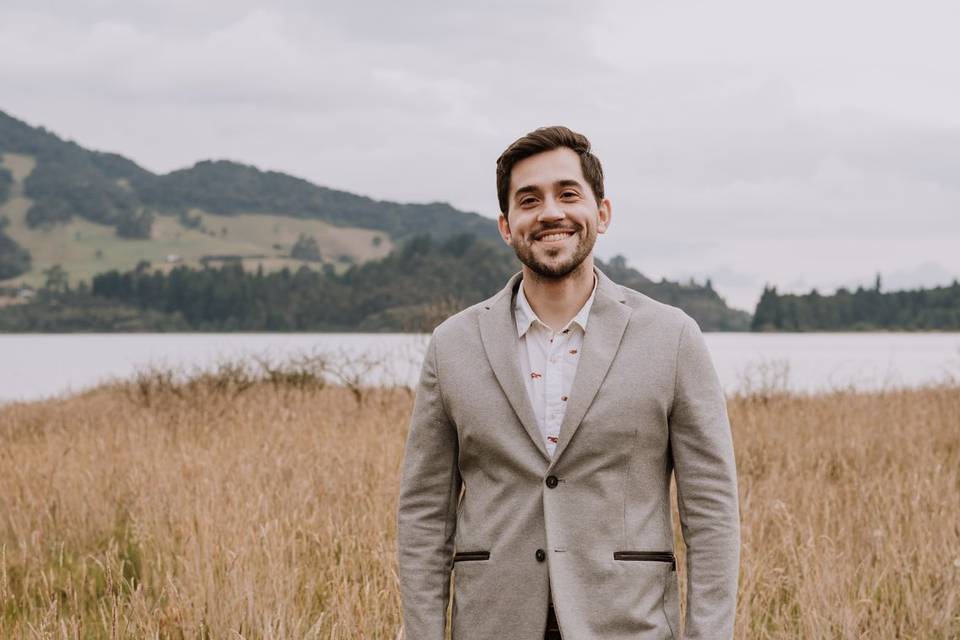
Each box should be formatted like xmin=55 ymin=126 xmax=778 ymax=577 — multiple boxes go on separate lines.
xmin=613 ymin=551 xmax=676 ymax=571
xmin=453 ymin=551 xmax=490 ymax=562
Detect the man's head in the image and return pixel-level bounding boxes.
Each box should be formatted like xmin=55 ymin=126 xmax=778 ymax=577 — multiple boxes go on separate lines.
xmin=496 ymin=126 xmax=612 ymax=280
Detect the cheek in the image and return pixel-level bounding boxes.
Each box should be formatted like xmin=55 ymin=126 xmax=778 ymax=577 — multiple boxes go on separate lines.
xmin=506 ymin=219 xmax=530 ymax=240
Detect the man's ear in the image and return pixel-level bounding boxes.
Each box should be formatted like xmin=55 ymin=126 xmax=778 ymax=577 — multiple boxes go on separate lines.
xmin=497 ymin=213 xmax=512 ymax=244
xmin=597 ymin=198 xmax=612 ymax=234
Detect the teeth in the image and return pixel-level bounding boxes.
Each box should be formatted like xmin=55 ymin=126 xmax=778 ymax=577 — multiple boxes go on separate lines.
xmin=539 ymin=232 xmax=572 ymax=242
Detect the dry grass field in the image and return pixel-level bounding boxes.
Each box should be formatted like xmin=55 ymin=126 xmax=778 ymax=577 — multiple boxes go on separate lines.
xmin=0 ymin=366 xmax=958 ymax=639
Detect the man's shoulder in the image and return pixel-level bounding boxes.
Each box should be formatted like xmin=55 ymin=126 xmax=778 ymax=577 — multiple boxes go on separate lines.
xmin=431 ymin=274 xmax=517 ymax=342
xmin=433 ymin=300 xmax=486 ymax=337
xmin=431 ymin=286 xmax=508 ymax=344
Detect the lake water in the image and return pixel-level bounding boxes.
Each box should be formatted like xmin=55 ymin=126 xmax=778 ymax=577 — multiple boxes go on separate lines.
xmin=1 ymin=332 xmax=958 ymax=404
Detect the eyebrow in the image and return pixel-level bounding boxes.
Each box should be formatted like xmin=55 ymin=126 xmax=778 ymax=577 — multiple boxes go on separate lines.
xmin=513 ymin=185 xmax=541 ymax=202
xmin=513 ymin=179 xmax=585 ymax=202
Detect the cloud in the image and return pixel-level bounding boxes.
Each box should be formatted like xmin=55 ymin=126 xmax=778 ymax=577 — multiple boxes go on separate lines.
xmin=1 ymin=1 xmax=958 ymax=312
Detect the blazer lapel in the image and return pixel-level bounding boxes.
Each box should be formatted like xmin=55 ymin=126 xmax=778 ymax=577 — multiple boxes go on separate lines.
xmin=549 ymin=268 xmax=631 ymax=465
xmin=478 ymin=272 xmax=551 ymax=461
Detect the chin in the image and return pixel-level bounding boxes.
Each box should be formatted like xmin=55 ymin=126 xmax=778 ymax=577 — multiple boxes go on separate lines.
xmin=526 ymin=256 xmax=589 ymax=279
xmin=512 ymin=237 xmax=593 ymax=279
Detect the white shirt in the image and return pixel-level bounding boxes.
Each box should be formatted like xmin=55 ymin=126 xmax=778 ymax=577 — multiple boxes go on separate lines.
xmin=514 ymin=277 xmax=597 ymax=457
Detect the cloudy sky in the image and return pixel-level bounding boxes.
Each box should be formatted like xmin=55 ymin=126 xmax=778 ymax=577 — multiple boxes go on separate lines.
xmin=2 ymin=0 xmax=958 ymax=310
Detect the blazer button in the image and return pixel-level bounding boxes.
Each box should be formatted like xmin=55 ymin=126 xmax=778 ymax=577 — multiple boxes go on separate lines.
xmin=545 ymin=475 xmax=559 ymax=489
xmin=535 ymin=548 xmax=546 ymax=562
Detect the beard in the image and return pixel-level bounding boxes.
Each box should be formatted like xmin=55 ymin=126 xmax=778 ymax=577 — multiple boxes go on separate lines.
xmin=510 ymin=223 xmax=597 ymax=280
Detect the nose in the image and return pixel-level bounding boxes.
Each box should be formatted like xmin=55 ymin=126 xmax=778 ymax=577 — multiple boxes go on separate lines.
xmin=538 ymin=195 xmax=565 ymax=222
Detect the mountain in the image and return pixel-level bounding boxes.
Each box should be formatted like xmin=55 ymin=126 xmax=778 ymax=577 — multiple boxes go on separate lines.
xmin=133 ymin=159 xmax=494 ymax=240
xmin=0 ymin=108 xmax=497 ymax=286
xmin=0 ymin=108 xmax=751 ymax=331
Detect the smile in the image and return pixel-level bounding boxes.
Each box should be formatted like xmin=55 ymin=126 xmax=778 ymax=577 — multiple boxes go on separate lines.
xmin=535 ymin=230 xmax=576 ymax=243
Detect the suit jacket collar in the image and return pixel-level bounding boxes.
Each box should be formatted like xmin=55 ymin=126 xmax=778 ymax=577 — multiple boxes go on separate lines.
xmin=478 ymin=271 xmax=547 ymax=459
xmin=477 ymin=266 xmax=631 ymax=464
xmin=550 ymin=269 xmax=631 ymax=465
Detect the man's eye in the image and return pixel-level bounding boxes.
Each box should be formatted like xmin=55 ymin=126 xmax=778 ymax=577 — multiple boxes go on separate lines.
xmin=520 ymin=198 xmax=537 ymax=206
xmin=561 ymin=191 xmax=579 ymax=199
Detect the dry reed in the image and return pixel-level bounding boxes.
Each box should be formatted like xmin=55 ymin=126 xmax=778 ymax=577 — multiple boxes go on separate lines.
xmin=0 ymin=365 xmax=958 ymax=638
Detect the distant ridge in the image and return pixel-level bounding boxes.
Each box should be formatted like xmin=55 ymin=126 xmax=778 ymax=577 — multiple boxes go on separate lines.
xmin=0 ymin=108 xmax=753 ymax=332
xmin=0 ymin=108 xmax=496 ymax=241
xmin=131 ymin=158 xmax=497 ymax=240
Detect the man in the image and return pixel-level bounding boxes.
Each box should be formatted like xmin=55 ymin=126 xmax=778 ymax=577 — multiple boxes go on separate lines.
xmin=397 ymin=126 xmax=740 ymax=639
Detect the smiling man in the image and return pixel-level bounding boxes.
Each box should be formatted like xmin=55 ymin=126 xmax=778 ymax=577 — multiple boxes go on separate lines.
xmin=398 ymin=126 xmax=740 ymax=639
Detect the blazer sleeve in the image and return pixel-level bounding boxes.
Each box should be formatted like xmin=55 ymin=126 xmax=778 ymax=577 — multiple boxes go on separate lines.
xmin=668 ymin=314 xmax=741 ymax=639
xmin=397 ymin=332 xmax=461 ymax=639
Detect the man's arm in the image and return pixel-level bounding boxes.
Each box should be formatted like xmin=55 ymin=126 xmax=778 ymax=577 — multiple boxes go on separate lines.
xmin=668 ymin=315 xmax=741 ymax=639
xmin=397 ymin=333 xmax=461 ymax=639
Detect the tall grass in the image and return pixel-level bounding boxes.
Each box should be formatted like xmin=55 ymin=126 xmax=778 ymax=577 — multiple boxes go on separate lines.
xmin=0 ymin=364 xmax=957 ymax=638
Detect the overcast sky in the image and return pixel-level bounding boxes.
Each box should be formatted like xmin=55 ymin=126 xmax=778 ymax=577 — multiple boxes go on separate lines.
xmin=2 ymin=0 xmax=959 ymax=310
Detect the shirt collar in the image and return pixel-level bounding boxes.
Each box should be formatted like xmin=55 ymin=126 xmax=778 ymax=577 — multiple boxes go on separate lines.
xmin=514 ymin=274 xmax=598 ymax=338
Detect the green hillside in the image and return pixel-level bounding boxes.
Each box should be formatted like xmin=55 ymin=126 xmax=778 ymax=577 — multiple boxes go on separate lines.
xmin=0 ymin=108 xmax=752 ymax=332
xmin=0 ymin=108 xmax=496 ymax=287
xmin=0 ymin=154 xmax=393 ymax=288
xmin=133 ymin=159 xmax=496 ymax=240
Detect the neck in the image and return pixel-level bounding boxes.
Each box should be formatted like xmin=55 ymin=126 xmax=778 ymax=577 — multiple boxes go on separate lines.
xmin=520 ymin=257 xmax=596 ymax=332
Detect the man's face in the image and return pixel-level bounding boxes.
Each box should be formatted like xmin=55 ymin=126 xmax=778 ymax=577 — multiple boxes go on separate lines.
xmin=498 ymin=147 xmax=612 ymax=280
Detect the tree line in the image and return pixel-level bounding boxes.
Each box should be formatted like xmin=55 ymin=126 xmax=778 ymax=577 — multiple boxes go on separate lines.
xmin=90 ymin=234 xmax=519 ymax=332
xmin=1 ymin=234 xmax=749 ymax=332
xmin=752 ymin=277 xmax=960 ymax=331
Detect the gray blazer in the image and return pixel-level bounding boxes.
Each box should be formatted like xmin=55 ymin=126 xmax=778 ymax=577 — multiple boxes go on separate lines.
xmin=397 ymin=268 xmax=740 ymax=639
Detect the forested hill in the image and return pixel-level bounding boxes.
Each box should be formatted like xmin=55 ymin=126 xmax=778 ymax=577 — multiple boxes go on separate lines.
xmin=132 ymin=160 xmax=496 ymax=241
xmin=0 ymin=108 xmax=497 ymax=281
xmin=752 ymin=280 xmax=960 ymax=331
xmin=0 ymin=235 xmax=751 ymax=332
xmin=0 ymin=109 xmax=496 ymax=240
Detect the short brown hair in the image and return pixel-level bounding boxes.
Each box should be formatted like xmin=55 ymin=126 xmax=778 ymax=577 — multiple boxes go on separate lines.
xmin=495 ymin=125 xmax=605 ymax=215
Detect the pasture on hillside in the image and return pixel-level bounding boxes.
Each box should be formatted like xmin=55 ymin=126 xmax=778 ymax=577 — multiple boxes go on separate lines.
xmin=0 ymin=151 xmax=392 ymax=289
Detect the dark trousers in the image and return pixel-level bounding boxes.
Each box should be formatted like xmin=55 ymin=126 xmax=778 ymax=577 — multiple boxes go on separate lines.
xmin=544 ymin=603 xmax=561 ymax=639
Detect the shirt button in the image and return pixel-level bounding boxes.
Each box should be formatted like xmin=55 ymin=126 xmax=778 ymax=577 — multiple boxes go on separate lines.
xmin=535 ymin=549 xmax=546 ymax=562
xmin=545 ymin=475 xmax=559 ymax=489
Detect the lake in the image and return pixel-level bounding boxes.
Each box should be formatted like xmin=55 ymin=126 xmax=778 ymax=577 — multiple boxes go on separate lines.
xmin=1 ymin=332 xmax=958 ymax=404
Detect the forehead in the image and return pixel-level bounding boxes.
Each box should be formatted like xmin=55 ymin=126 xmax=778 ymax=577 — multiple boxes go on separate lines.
xmin=510 ymin=147 xmax=586 ymax=194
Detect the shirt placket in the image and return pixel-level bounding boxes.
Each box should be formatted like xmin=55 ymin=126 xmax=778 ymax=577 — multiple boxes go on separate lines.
xmin=543 ymin=329 xmax=567 ymax=454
